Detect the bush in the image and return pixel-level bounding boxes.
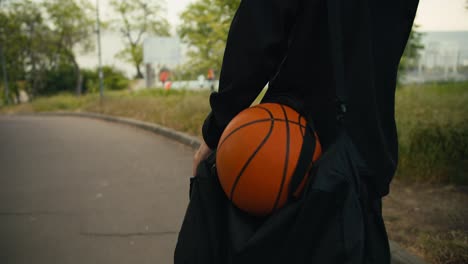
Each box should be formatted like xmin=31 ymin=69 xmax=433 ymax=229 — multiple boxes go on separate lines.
xmin=82 ymin=68 xmax=98 ymax=94
xmin=102 ymin=66 xmax=129 ymax=91
xmin=83 ymin=66 xmax=129 ymax=93
xmin=43 ymin=63 xmax=77 ymax=95
xmin=23 ymin=64 xmax=130 ymax=97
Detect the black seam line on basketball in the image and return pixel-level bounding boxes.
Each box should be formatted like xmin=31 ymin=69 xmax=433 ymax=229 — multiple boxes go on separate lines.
xmin=253 ymin=105 xmax=307 ymax=129
xmin=230 ymin=106 xmax=275 ymax=202
xmin=217 ymin=118 xmax=306 ymax=151
xmin=252 ymin=105 xmax=271 ymax=114
xmin=272 ymin=104 xmax=291 ymax=212
xmin=218 ymin=118 xmax=272 ymax=150
xmin=273 ymin=119 xmax=304 ymax=127
xmin=240 ymin=104 xmax=305 ymax=127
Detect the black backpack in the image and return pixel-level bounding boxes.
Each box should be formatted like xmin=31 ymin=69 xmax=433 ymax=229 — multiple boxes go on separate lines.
xmin=175 ymin=127 xmax=390 ymax=264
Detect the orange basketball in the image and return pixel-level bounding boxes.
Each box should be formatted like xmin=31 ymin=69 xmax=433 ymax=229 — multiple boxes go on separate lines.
xmin=216 ymin=103 xmax=321 ymax=216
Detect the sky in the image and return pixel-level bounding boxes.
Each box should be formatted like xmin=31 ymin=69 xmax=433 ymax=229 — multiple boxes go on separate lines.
xmin=414 ymin=0 xmax=468 ymax=31
xmin=97 ymin=0 xmax=468 ymax=32
xmin=98 ymin=0 xmax=194 ymax=34
xmin=82 ymin=0 xmax=468 ymax=77
xmin=166 ymin=0 xmax=193 ymax=30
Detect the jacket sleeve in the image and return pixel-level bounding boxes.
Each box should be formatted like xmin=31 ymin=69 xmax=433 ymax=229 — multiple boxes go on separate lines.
xmin=202 ymin=0 xmax=300 ymax=149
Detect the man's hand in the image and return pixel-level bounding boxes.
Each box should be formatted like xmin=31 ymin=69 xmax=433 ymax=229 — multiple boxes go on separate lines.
xmin=193 ymin=141 xmax=213 ymax=176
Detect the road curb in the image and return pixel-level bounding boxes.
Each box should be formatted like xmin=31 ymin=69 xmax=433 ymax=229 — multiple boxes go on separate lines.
xmin=34 ymin=111 xmax=201 ymax=150
xmin=28 ymin=111 xmax=426 ymax=264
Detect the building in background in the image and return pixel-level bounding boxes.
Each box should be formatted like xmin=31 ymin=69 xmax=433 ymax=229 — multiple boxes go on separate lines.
xmin=404 ymin=31 xmax=468 ymax=83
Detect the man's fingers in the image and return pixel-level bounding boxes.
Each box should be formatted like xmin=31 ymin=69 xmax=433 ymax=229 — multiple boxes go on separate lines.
xmin=192 ymin=142 xmax=213 ymax=176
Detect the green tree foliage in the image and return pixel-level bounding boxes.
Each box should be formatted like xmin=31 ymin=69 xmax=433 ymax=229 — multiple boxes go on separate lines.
xmin=43 ymin=0 xmax=95 ymax=96
xmin=0 ymin=0 xmax=95 ymax=101
xmin=398 ymin=25 xmax=424 ymax=83
xmin=1 ymin=0 xmax=61 ymax=101
xmin=110 ymin=0 xmax=170 ymax=79
xmin=115 ymin=45 xmax=143 ymax=77
xmin=0 ymin=7 xmax=22 ymax=104
xmin=178 ymin=0 xmax=240 ymax=77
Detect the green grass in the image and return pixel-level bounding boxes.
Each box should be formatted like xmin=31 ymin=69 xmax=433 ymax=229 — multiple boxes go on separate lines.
xmin=85 ymin=89 xmax=212 ymax=136
xmin=395 ymin=82 xmax=468 ymax=184
xmin=1 ymin=82 xmax=467 ymax=184
xmin=0 ymin=89 xmax=212 ymax=137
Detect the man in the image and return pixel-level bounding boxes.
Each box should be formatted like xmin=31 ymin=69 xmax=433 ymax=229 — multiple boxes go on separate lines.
xmin=190 ymin=0 xmax=419 ymax=262
xmin=207 ymin=68 xmax=216 ymax=91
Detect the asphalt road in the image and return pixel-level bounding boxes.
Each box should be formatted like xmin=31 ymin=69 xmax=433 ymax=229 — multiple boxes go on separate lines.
xmin=0 ymin=115 xmax=194 ymax=264
xmin=0 ymin=114 xmax=426 ymax=264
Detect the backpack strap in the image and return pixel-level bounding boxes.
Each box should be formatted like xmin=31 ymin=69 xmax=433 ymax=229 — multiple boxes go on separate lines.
xmin=261 ymin=96 xmax=317 ymax=199
xmin=289 ymin=0 xmax=348 ymax=197
xmin=288 ymin=122 xmax=316 ymax=197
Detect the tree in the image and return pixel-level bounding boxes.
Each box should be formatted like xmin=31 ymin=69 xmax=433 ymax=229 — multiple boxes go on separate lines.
xmin=9 ymin=0 xmax=58 ymax=99
xmin=178 ymin=0 xmax=240 ymax=77
xmin=110 ymin=0 xmax=170 ymax=79
xmin=0 ymin=0 xmax=97 ymax=101
xmin=43 ymin=0 xmax=95 ymax=96
xmin=0 ymin=0 xmax=48 ymax=102
xmin=0 ymin=7 xmax=15 ymax=104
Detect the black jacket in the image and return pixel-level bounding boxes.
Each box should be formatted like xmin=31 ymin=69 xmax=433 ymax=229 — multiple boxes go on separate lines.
xmin=202 ymin=0 xmax=419 ymax=197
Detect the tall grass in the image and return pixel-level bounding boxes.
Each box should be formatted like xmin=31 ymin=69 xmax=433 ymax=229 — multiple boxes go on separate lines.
xmin=395 ymin=82 xmax=468 ymax=184
xmin=85 ymin=89 xmax=211 ymax=136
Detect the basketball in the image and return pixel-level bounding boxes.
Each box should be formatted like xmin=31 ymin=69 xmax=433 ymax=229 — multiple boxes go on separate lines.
xmin=216 ymin=103 xmax=321 ymax=216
